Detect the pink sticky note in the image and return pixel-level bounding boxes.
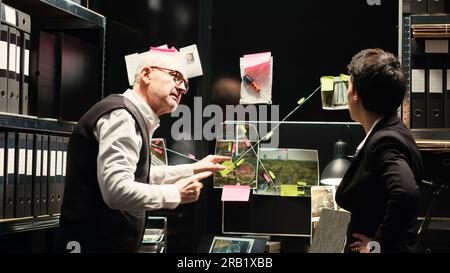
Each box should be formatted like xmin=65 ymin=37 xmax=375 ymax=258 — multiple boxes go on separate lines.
xmin=232 ymin=143 xmax=236 ymax=154
xmin=188 ymin=153 xmax=196 ymax=160
xmin=149 ymin=47 xmax=178 ymax=53
xmin=153 ymin=147 xmax=163 ymax=154
xmin=263 ymin=173 xmax=271 ymax=183
xmin=154 ymin=138 xmax=162 ymax=145
xmin=242 ymin=52 xmax=271 ymax=69
xmin=243 ymin=138 xmax=251 ymax=148
xmin=221 ymin=185 xmax=251 ymax=202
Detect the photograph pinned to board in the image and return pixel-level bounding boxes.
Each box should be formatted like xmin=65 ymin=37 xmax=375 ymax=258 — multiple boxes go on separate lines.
xmin=179 ymin=44 xmax=203 ymax=78
xmin=311 ymin=186 xmax=337 ymax=223
xmin=150 ymin=138 xmax=168 ymax=166
xmin=320 ymin=74 xmax=349 ymax=110
xmin=254 ymin=148 xmax=319 ymax=197
xmin=214 ymin=140 xmax=259 ymax=189
xmin=209 ymin=236 xmax=254 ymax=253
xmin=239 ymin=52 xmax=273 ymax=104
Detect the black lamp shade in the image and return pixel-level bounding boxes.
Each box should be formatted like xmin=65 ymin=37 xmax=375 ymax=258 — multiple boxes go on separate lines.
xmin=320 ymin=139 xmax=351 ymax=186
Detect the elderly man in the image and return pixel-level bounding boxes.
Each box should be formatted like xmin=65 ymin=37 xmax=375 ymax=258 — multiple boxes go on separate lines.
xmin=53 ymin=50 xmax=228 ymax=253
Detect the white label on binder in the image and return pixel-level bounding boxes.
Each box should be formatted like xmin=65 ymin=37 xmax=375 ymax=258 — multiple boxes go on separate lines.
xmin=411 ymin=69 xmax=425 ymax=93
xmin=50 ymin=151 xmax=56 ymax=176
xmin=24 ymin=50 xmax=30 ymax=76
xmin=0 ymin=149 xmax=4 ymax=176
xmin=425 ymin=40 xmax=449 ymax=54
xmin=42 ymin=150 xmax=48 ymax=176
xmin=4 ymin=5 xmax=16 ymax=26
xmin=0 ymin=41 xmax=7 ymax=70
xmin=63 ymin=151 xmax=67 ymax=176
xmin=9 ymin=44 xmax=15 ymax=72
xmin=447 ymin=70 xmax=450 ymax=91
xmin=8 ymin=148 xmax=15 ymax=174
xmin=429 ymin=69 xmax=443 ymax=94
xmin=27 ymin=150 xmax=33 ymax=175
xmin=56 ymin=151 xmax=62 ymax=175
xmin=19 ymin=149 xmax=26 ymax=175
xmin=36 ymin=150 xmax=41 ymax=177
xmin=16 ymin=45 xmax=21 ymax=73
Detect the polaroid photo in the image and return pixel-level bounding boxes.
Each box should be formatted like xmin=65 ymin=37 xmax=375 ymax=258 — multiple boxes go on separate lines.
xmin=179 ymin=44 xmax=203 ymax=78
xmin=209 ymin=236 xmax=255 ymax=253
xmin=311 ymin=186 xmax=337 ymax=223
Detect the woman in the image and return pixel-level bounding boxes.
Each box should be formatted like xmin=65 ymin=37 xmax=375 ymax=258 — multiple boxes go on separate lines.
xmin=335 ymin=48 xmax=423 ymax=253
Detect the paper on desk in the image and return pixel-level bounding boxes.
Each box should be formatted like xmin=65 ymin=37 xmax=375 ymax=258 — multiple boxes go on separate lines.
xmin=239 ymin=52 xmax=273 ymax=104
xmin=221 ymin=185 xmax=251 ymax=202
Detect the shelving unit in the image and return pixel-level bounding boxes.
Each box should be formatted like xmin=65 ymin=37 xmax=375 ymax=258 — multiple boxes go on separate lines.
xmin=0 ymin=0 xmax=105 ymax=236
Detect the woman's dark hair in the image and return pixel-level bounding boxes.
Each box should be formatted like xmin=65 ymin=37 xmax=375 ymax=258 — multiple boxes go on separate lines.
xmin=347 ymin=48 xmax=405 ymax=115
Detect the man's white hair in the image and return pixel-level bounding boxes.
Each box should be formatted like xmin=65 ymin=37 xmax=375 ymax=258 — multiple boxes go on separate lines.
xmin=133 ymin=51 xmax=186 ymax=85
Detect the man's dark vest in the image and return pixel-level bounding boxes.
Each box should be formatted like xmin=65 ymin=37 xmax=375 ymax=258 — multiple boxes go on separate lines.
xmin=57 ymin=94 xmax=150 ymax=252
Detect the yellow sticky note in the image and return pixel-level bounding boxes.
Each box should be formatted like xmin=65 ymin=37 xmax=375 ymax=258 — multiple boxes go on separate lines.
xmin=297 ymin=97 xmax=306 ymax=105
xmin=321 ymin=76 xmax=334 ymax=91
xmin=239 ymin=125 xmax=247 ymax=134
xmin=264 ymin=131 xmax=273 ymax=140
xmin=219 ymin=160 xmax=236 ymax=177
xmin=268 ymin=170 xmax=276 ymax=179
xmin=297 ymin=190 xmax=305 ymax=196
xmin=228 ymin=142 xmax=232 ymax=152
xmin=280 ymin=185 xmax=299 ymax=197
xmin=340 ymin=74 xmax=350 ymax=82
xmin=296 ymin=181 xmax=307 ymax=186
xmin=236 ymin=159 xmax=245 ymax=166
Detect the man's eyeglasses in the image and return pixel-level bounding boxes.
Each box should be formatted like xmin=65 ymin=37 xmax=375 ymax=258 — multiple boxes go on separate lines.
xmin=150 ymin=66 xmax=189 ymax=93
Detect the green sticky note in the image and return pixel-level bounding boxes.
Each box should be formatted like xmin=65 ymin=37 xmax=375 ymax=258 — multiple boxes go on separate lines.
xmin=228 ymin=142 xmax=232 ymax=152
xmin=297 ymin=97 xmax=306 ymax=105
xmin=340 ymin=74 xmax=350 ymax=82
xmin=239 ymin=125 xmax=247 ymax=134
xmin=219 ymin=160 xmax=236 ymax=177
xmin=236 ymin=159 xmax=245 ymax=166
xmin=321 ymin=76 xmax=334 ymax=91
xmin=297 ymin=190 xmax=305 ymax=196
xmin=264 ymin=131 xmax=273 ymax=140
xmin=296 ymin=181 xmax=307 ymax=186
xmin=268 ymin=170 xmax=276 ymax=179
xmin=280 ymin=185 xmax=299 ymax=197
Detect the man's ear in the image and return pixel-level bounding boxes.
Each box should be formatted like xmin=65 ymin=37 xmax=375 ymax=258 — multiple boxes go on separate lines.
xmin=140 ymin=67 xmax=152 ymax=84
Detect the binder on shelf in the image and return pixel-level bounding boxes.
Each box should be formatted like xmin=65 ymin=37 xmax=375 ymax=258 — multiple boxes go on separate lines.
xmin=411 ymin=57 xmax=427 ymax=128
xmin=427 ymin=0 xmax=445 ymax=14
xmin=4 ymin=132 xmax=15 ymax=218
xmin=0 ymin=24 xmax=7 ymax=112
xmin=411 ymin=0 xmax=428 ymax=14
xmin=0 ymin=132 xmax=5 ymax=219
xmin=40 ymin=135 xmax=49 ymax=216
xmin=15 ymin=29 xmax=21 ymax=113
xmin=426 ymin=58 xmax=444 ymax=128
xmin=21 ymin=32 xmax=30 ymax=115
xmin=30 ymin=31 xmax=58 ymax=118
xmin=15 ymin=132 xmax=26 ymax=218
xmin=24 ymin=133 xmax=33 ymax=217
xmin=48 ymin=135 xmax=57 ymax=215
xmin=33 ymin=134 xmax=42 ymax=217
xmin=61 ymin=137 xmax=69 ymax=210
xmin=7 ymin=26 xmax=19 ymax=114
xmin=446 ymin=69 xmax=450 ymax=128
xmin=55 ymin=136 xmax=63 ymax=213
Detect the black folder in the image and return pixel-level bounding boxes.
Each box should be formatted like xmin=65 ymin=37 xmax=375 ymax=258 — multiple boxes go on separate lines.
xmin=40 ymin=135 xmax=49 ymax=216
xmin=21 ymin=32 xmax=29 ymax=115
xmin=24 ymin=133 xmax=33 ymax=217
xmin=15 ymin=132 xmax=26 ymax=218
xmin=411 ymin=56 xmax=427 ymax=128
xmin=411 ymin=0 xmax=427 ymax=14
xmin=33 ymin=134 xmax=42 ymax=217
xmin=48 ymin=135 xmax=57 ymax=215
xmin=7 ymin=26 xmax=18 ymax=114
xmin=55 ymin=136 xmax=63 ymax=213
xmin=0 ymin=132 xmax=5 ymax=219
xmin=4 ymin=132 xmax=15 ymax=218
xmin=0 ymin=24 xmax=7 ymax=112
xmin=426 ymin=56 xmax=445 ymax=128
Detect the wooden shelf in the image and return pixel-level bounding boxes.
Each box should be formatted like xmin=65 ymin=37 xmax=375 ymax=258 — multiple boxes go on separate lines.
xmin=412 ymin=129 xmax=450 ymax=152
xmin=0 ymin=113 xmax=76 ymax=135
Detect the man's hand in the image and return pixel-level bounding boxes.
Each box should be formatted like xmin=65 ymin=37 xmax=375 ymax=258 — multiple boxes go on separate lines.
xmin=193 ymin=155 xmax=231 ymax=174
xmin=350 ymin=233 xmax=372 ymax=253
xmin=176 ymin=171 xmax=212 ymax=204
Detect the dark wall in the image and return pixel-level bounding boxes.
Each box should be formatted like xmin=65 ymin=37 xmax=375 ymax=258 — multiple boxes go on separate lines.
xmin=211 ymin=0 xmax=399 ymax=121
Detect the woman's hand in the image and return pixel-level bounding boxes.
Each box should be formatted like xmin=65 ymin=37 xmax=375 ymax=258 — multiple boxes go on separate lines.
xmin=350 ymin=233 xmax=372 ymax=253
